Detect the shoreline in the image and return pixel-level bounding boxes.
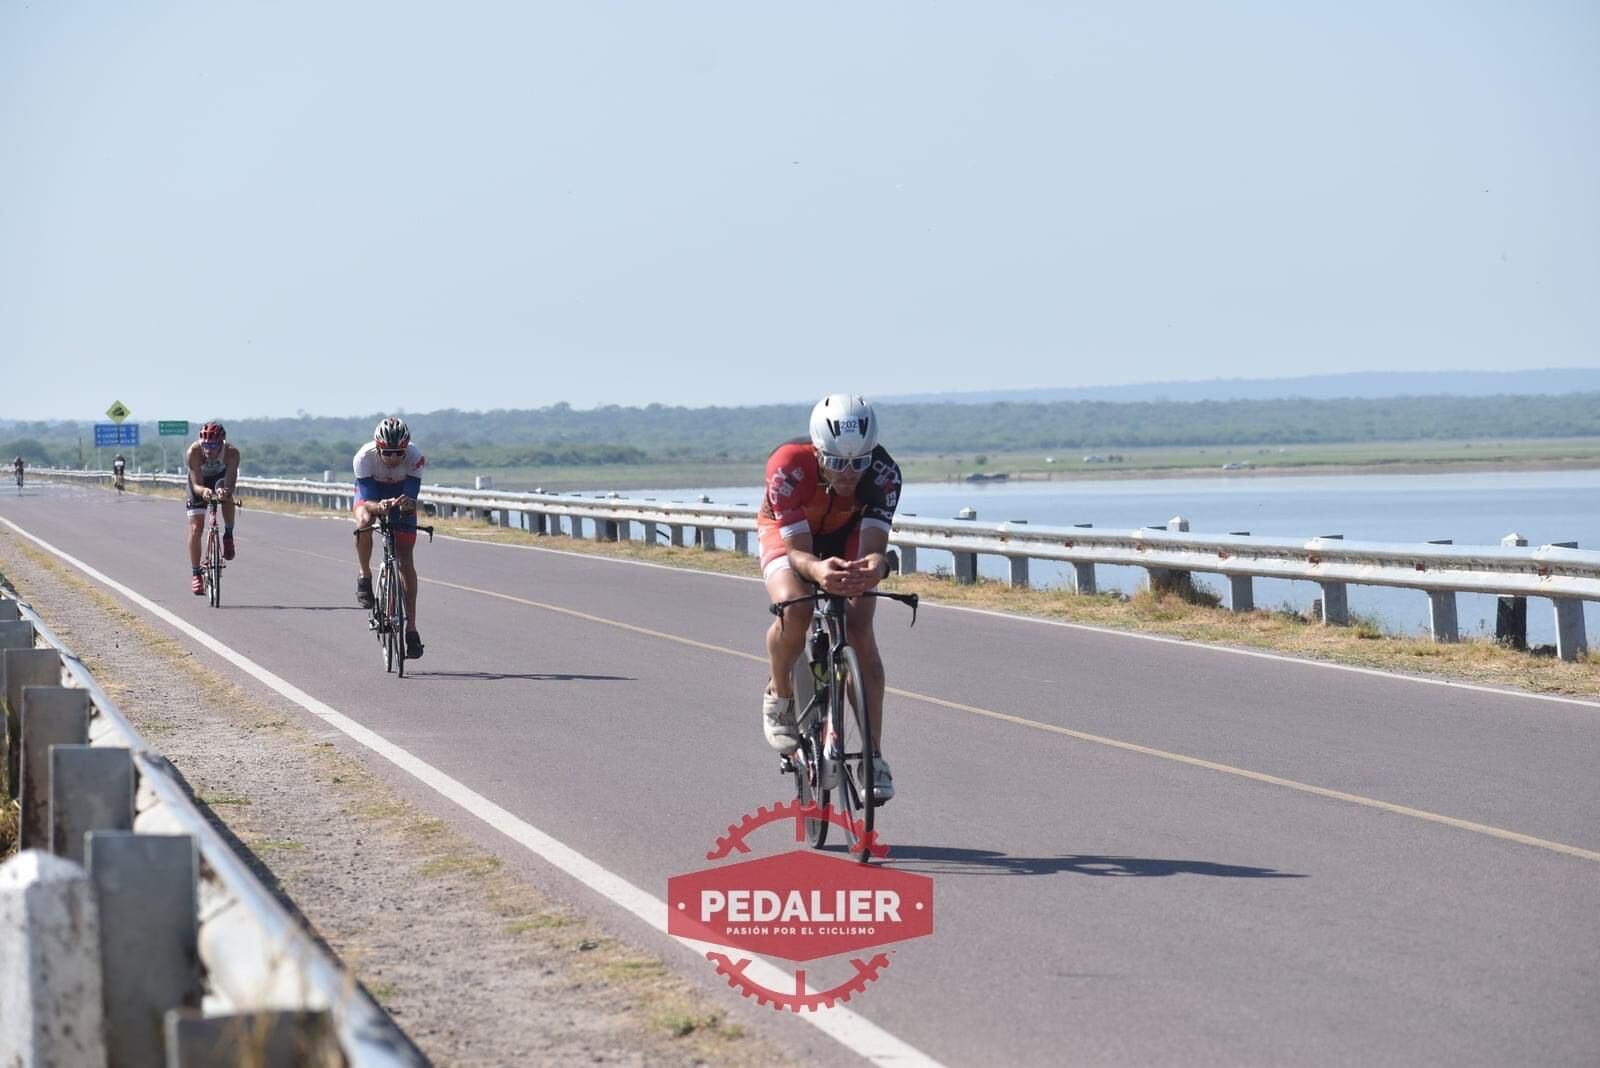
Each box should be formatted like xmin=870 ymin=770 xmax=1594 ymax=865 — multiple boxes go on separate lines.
xmin=442 ymin=456 xmax=1600 ymax=494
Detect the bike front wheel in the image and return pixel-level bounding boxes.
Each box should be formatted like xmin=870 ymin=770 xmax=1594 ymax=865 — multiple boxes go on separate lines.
xmin=389 ymin=567 xmax=408 ymax=678
xmin=206 ymin=529 xmax=222 ymax=608
xmin=834 ymin=646 xmax=874 ymax=861
xmin=379 ymin=569 xmax=396 ymax=673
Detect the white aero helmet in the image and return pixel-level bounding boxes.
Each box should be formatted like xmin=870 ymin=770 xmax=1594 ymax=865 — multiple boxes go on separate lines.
xmin=809 ymin=394 xmax=878 ymax=461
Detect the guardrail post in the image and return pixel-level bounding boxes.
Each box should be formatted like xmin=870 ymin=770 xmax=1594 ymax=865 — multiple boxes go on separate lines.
xmin=617 ymin=519 xmax=632 ymax=542
xmin=642 ymin=520 xmax=658 ymax=544
xmin=1427 ymin=592 xmax=1459 ymax=642
xmin=595 ymin=519 xmax=616 ymax=542
xmin=165 ymin=1010 xmax=340 ymax=1067
xmin=952 ymin=509 xmax=978 ymax=583
xmin=1224 ymin=533 xmax=1254 ymax=611
xmin=0 ymin=851 xmax=107 ymax=1068
xmin=0 ymin=622 xmax=39 ymax=799
xmin=897 ymin=545 xmax=917 ymax=574
xmin=1313 ymin=535 xmax=1349 ymax=625
xmin=1146 ymin=517 xmax=1192 ymax=597
xmin=1067 ymin=524 xmax=1096 ymax=593
xmin=1004 ymin=521 xmax=1030 ymax=587
xmin=87 ymin=832 xmax=202 ymax=1068
xmin=49 ymin=746 xmax=134 ymax=865
xmin=669 ymin=524 xmax=685 ymax=548
xmin=1545 ymin=542 xmax=1588 ymax=661
xmin=732 ymin=530 xmax=748 ymax=554
xmin=1422 ymin=540 xmax=1459 ymax=642
xmin=1553 ymin=599 xmax=1588 ymax=662
xmin=19 ymin=687 xmax=90 ymax=850
xmin=1495 ymin=532 xmax=1529 ymax=649
xmin=697 ymin=527 xmax=718 ymax=551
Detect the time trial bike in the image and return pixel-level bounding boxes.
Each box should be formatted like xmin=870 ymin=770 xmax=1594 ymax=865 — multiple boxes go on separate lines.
xmin=769 ymin=584 xmax=917 ymax=862
xmin=355 ymin=511 xmax=433 ymax=677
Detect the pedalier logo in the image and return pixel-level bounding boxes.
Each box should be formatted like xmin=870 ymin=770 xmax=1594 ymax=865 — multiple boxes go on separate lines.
xmin=667 ymin=802 xmax=934 ymax=1010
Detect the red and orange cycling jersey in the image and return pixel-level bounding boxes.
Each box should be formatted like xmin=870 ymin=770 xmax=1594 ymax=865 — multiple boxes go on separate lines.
xmin=757 ymin=439 xmax=902 ymax=576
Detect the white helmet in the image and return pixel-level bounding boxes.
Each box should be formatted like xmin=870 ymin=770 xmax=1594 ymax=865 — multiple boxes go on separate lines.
xmin=809 ymin=394 xmax=878 ymax=459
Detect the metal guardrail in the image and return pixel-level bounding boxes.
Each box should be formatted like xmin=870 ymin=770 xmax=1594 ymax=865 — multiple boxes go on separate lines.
xmin=35 ymin=468 xmax=1595 ymax=659
xmin=0 ymin=586 xmax=423 ymax=1065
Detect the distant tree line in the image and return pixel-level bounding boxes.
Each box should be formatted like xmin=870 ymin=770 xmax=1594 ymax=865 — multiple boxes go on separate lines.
xmin=5 ymin=392 xmax=1597 ymax=474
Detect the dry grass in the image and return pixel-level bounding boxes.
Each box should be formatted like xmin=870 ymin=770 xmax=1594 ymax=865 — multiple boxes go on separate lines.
xmin=0 ymin=798 xmax=19 ymax=862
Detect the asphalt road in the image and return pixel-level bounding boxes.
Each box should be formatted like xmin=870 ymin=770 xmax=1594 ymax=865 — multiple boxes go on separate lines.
xmin=4 ymin=481 xmax=1597 ymax=1066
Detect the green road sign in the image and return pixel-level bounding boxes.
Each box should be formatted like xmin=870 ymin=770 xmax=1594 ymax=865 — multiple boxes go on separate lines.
xmin=158 ymin=420 xmax=190 ymax=436
xmin=105 ymin=400 xmax=131 ymax=424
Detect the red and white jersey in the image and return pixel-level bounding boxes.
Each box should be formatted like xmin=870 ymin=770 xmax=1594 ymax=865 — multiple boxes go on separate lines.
xmin=758 ymin=439 xmax=901 ymax=540
xmin=352 ymin=441 xmax=426 ymax=485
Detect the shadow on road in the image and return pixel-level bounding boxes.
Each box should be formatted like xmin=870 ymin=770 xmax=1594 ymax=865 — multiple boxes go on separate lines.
xmin=406 ymin=670 xmax=634 ymax=682
xmin=227 ymin=604 xmax=365 ymax=612
xmin=882 ymin=847 xmax=1305 ymax=879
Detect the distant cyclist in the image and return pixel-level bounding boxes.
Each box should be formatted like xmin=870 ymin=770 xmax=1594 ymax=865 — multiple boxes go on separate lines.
xmin=112 ymin=453 xmax=127 ymax=491
xmin=353 ymin=417 xmax=427 ymax=660
xmin=757 ymin=394 xmax=902 ymax=802
xmin=12 ymin=456 xmax=22 ymax=489
xmin=184 ymin=422 xmax=241 ymax=594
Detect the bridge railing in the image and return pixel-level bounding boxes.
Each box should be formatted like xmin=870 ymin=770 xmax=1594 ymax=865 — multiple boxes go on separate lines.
xmin=35 ymin=469 xmax=1594 ymax=659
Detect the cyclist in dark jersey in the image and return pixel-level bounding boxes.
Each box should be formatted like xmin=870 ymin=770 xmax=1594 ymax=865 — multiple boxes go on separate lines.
xmin=184 ymin=422 xmax=241 ymax=594
xmin=757 ymin=394 xmax=902 ymax=802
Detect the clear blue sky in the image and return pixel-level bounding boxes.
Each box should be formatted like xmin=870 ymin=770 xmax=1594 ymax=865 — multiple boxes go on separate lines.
xmin=3 ymin=2 xmax=1596 ymax=420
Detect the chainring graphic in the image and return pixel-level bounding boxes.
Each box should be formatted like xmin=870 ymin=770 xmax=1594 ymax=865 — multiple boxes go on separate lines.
xmin=706 ymin=799 xmax=889 ymax=861
xmin=694 ymin=800 xmax=894 ymax=1011
xmin=708 ymin=951 xmax=890 ymax=1012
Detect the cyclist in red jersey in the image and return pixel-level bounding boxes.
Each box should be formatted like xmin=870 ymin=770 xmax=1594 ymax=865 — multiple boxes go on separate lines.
xmin=758 ymin=394 xmax=902 ymax=802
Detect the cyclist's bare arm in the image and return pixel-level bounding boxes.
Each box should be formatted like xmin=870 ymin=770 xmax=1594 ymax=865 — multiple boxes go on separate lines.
xmin=218 ymin=446 xmax=242 ymax=496
xmin=854 ymin=526 xmax=892 ymax=589
xmin=185 ymin=446 xmax=208 ymax=498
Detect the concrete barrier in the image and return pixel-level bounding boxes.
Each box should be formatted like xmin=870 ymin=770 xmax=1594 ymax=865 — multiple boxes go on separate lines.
xmin=0 ymin=851 xmax=108 ymax=1068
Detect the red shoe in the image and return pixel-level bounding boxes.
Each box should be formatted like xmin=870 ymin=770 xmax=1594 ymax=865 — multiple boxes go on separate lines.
xmin=191 ymin=574 xmax=205 ymax=595
xmin=223 ymin=534 xmax=236 ymax=560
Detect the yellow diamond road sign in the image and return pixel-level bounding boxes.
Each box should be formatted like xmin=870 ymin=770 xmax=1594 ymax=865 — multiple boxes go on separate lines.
xmin=105 ymin=400 xmax=131 ymax=424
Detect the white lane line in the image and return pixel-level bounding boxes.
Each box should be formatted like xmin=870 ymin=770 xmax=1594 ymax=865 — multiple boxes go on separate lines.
xmin=0 ymin=514 xmax=942 ymax=1068
xmin=437 ymin=531 xmax=1600 ymax=712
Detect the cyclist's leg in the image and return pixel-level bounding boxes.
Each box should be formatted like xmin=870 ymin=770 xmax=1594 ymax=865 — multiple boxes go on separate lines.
xmin=395 ymin=535 xmax=419 ymax=626
xmin=353 ymin=502 xmax=376 ymax=575
xmin=185 ymin=501 xmax=206 ymax=569
xmin=845 ymin=594 xmax=884 ymax=744
xmin=761 ymin=525 xmax=813 ymax=702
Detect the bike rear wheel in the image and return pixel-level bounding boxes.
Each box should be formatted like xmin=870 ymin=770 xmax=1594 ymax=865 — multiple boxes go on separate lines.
xmin=834 ymin=646 xmax=874 ymax=861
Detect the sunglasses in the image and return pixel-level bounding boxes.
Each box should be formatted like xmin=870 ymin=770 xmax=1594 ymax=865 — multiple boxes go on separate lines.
xmin=378 ymin=447 xmax=407 ymax=459
xmin=819 ymin=453 xmax=872 ymax=473
xmin=199 ymin=441 xmax=222 ymax=451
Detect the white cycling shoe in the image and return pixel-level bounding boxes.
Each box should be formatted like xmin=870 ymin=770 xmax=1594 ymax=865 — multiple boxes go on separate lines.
xmin=871 ymin=756 xmax=895 ymax=803
xmin=762 ymin=689 xmax=800 ymax=754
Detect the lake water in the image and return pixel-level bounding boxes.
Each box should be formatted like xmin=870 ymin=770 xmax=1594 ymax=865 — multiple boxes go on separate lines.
xmin=584 ymin=469 xmax=1599 ymax=646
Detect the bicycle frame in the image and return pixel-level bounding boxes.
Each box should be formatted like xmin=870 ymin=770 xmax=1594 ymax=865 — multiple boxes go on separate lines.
xmin=354 ymin=511 xmax=433 ymax=677
xmin=770 ymin=587 xmax=917 ymax=860
xmin=202 ymin=498 xmax=226 ymax=607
